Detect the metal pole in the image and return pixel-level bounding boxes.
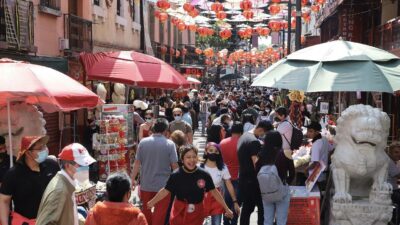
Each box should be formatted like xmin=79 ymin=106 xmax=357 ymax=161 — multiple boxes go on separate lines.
xmin=295 ymin=0 xmax=302 ymax=50
xmin=287 ymin=0 xmax=292 ymax=54
xmin=7 ymin=99 xmax=13 ymax=168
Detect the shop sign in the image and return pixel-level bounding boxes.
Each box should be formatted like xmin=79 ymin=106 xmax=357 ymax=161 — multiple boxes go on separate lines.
xmin=180 ymin=67 xmax=204 ymax=77
xmin=315 ymin=0 xmax=344 ymax=27
xmin=319 ymin=102 xmax=329 ymax=114
xmin=339 ymin=8 xmax=362 ymax=42
xmin=75 ymin=185 xmax=96 ymax=207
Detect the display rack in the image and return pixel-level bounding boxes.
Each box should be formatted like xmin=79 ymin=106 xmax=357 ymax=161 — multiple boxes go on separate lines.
xmin=93 ymin=104 xmax=134 ymax=181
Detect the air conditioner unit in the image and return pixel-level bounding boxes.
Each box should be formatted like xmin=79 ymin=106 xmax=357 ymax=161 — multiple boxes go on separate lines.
xmin=59 ymin=38 xmax=69 ymax=50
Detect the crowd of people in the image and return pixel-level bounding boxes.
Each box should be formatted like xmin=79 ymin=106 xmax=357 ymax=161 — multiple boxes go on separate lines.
xmin=0 ymin=83 xmax=398 ymax=225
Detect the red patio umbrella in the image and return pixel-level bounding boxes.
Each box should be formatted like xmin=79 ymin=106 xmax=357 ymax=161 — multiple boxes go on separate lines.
xmin=80 ymin=51 xmax=190 ymax=89
xmin=0 ymin=58 xmax=103 ymax=166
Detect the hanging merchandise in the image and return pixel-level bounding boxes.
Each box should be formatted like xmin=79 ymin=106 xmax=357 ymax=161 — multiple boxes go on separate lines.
xmin=93 ymin=104 xmax=135 ymax=181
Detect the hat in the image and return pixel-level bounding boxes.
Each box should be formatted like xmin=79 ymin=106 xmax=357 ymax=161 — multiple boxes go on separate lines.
xmin=58 ymin=143 xmax=96 ymax=166
xmin=306 ymin=122 xmax=322 ymax=131
xmin=18 ymin=135 xmax=49 ymax=160
xmin=133 ymin=100 xmax=149 ymax=110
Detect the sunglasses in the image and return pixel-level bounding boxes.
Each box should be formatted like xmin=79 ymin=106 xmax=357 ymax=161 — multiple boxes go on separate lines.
xmin=174 ymin=114 xmax=182 ymax=116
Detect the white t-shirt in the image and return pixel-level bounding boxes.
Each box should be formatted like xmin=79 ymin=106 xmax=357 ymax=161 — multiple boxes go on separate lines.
xmin=309 ymin=136 xmax=333 ymax=181
xmin=243 ymin=122 xmax=255 ymax=133
xmin=204 ymin=165 xmax=231 ymax=188
xmin=277 ymin=120 xmax=293 ymax=151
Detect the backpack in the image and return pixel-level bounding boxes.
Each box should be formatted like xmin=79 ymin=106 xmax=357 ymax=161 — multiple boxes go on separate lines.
xmin=257 ymin=165 xmax=288 ymax=203
xmin=282 ymin=121 xmax=303 ymax=150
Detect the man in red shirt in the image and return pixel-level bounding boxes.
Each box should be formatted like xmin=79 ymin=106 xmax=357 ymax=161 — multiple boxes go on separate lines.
xmin=220 ymin=122 xmax=243 ymax=225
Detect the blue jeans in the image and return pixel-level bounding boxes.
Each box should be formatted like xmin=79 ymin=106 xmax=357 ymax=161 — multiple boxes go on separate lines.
xmin=223 ymin=179 xmax=239 ymax=225
xmin=199 ymin=112 xmax=207 ymax=135
xmin=211 ymin=214 xmax=222 ymax=225
xmin=262 ymin=191 xmax=291 ymax=225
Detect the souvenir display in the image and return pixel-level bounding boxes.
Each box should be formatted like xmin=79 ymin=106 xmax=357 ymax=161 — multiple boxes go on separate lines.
xmin=92 ymin=104 xmax=135 ymax=181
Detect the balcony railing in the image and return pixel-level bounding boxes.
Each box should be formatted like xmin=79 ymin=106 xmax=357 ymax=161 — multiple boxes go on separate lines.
xmin=40 ymin=0 xmax=60 ymax=11
xmin=373 ymin=17 xmax=400 ymax=52
xmin=64 ymin=14 xmax=93 ymax=52
xmin=0 ymin=0 xmax=35 ymax=52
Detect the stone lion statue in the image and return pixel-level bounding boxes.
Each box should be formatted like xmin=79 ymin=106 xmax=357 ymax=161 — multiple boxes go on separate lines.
xmin=332 ymin=104 xmax=391 ymax=205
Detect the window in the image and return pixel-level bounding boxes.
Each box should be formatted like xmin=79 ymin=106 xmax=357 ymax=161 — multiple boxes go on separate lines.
xmin=94 ymin=0 xmax=100 ymax=6
xmin=117 ymin=0 xmax=121 ymax=16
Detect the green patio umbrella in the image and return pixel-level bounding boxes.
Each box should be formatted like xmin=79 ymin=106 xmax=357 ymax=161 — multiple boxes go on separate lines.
xmin=252 ymin=40 xmax=400 ymax=93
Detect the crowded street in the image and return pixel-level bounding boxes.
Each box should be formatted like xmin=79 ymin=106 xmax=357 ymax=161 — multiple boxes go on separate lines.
xmin=1 ymin=0 xmax=400 ymax=225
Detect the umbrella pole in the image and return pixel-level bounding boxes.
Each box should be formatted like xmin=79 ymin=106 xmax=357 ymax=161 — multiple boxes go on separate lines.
xmin=7 ymin=99 xmax=13 ymax=168
xmin=338 ymin=92 xmax=342 ymax=116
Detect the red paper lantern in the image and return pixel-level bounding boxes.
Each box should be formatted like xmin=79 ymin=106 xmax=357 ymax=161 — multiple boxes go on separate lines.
xmin=268 ymin=20 xmax=281 ymax=32
xmin=169 ymin=47 xmax=175 ymax=55
xmin=238 ymin=29 xmax=245 ymax=38
xmin=171 ymin=17 xmax=180 ymax=26
xmin=240 ymin=0 xmax=252 ymax=10
xmin=154 ymin=10 xmax=161 ymax=18
xmin=281 ymin=20 xmax=288 ymax=30
xmin=206 ymin=28 xmax=215 ymax=36
xmin=156 ymin=0 xmax=170 ymax=11
xmin=197 ymin=27 xmax=208 ymax=37
xmin=188 ymin=24 xmax=197 ymax=31
xmin=211 ymin=2 xmax=224 ymax=13
xmin=219 ymin=29 xmax=232 ymax=40
xmin=271 ymin=0 xmax=281 ymax=3
xmin=183 ymin=3 xmax=194 ymax=12
xmin=189 ymin=9 xmax=200 ymax=18
xmin=204 ymin=48 xmax=214 ymax=58
xmin=195 ymin=48 xmax=203 ymax=55
xmin=216 ymin=11 xmax=227 ymax=20
xmin=242 ymin=10 xmax=254 ymax=20
xmin=311 ymin=4 xmax=320 ymax=12
xmin=177 ymin=22 xmax=186 ymax=31
xmin=158 ymin=12 xmax=168 ymax=23
xmin=303 ymin=15 xmax=311 ymax=23
xmin=259 ymin=27 xmax=270 ymax=36
xmin=269 ymin=4 xmax=281 ymax=15
xmin=291 ymin=9 xmax=296 ymax=17
xmin=316 ymin=0 xmax=326 ymax=5
xmin=301 ymin=35 xmax=306 ymax=45
xmin=160 ymin=46 xmax=167 ymax=55
xmin=244 ymin=27 xmax=252 ymax=37
xmin=291 ymin=18 xmax=296 ymax=29
xmin=301 ymin=0 xmax=308 ymax=6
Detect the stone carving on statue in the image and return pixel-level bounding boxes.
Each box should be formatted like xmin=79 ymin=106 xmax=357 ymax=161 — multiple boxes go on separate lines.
xmin=330 ymin=104 xmax=393 ymax=225
xmin=95 ymin=83 xmax=107 ymax=120
xmin=111 ymin=83 xmax=126 ymax=104
xmin=0 ymin=103 xmax=46 ymax=156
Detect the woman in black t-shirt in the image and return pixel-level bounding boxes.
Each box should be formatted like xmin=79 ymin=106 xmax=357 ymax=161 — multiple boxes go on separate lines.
xmin=147 ymin=145 xmax=233 ymax=225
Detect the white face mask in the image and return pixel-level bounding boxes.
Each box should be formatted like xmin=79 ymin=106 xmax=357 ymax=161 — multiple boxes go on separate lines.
xmin=74 ymin=166 xmax=90 ymax=184
xmin=174 ymin=116 xmax=182 ymax=121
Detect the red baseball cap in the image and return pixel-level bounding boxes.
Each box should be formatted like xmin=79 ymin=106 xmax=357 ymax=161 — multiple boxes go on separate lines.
xmin=58 ymin=143 xmax=96 ymax=166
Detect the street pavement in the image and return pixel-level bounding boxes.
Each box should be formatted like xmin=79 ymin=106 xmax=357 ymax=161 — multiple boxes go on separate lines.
xmin=131 ymin=125 xmax=260 ymax=225
xmin=193 ymin=127 xmax=259 ymax=225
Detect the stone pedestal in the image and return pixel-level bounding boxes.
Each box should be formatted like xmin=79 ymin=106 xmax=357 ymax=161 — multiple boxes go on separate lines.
xmin=330 ymin=201 xmax=392 ymax=225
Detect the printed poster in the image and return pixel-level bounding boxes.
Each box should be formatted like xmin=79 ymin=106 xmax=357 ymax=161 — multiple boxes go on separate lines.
xmin=305 ymin=161 xmax=326 ymax=192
